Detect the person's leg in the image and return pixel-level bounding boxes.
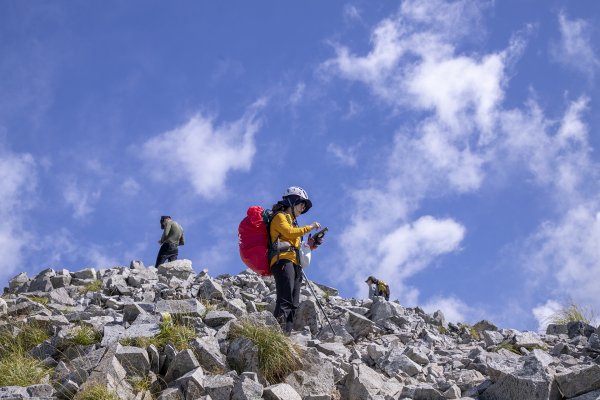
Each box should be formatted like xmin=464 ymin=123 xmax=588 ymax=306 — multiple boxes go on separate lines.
xmin=271 ymin=259 xmax=295 ymax=332
xmin=288 ymin=264 xmax=303 ymax=330
xmin=155 ymin=243 xmax=169 ymax=268
xmin=166 ymin=243 xmax=179 ymax=262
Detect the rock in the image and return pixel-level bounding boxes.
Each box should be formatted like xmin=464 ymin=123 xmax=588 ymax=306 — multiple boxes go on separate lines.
xmin=165 ymin=349 xmax=200 ymax=383
xmin=130 ymin=260 xmax=144 ymax=270
xmin=555 ymin=364 xmax=600 ymax=398
xmin=232 ymin=373 xmax=263 ymax=400
xmin=473 ymin=320 xmax=498 ymax=332
xmin=285 ymin=347 xmax=335 ymax=400
xmin=116 ymin=346 xmax=151 ymax=376
xmin=569 ymin=389 xmax=600 ymax=400
xmin=293 ymin=299 xmax=322 ymax=334
xmin=315 ymin=341 xmax=351 ymax=360
xmin=191 ymin=336 xmax=228 ymax=372
xmin=345 ymin=309 xmax=377 ymax=339
xmin=50 ymin=274 xmax=72 ymax=288
xmin=227 ymin=337 xmax=260 ymax=376
xmin=380 ymin=342 xmax=422 ymax=377
xmin=157 ymin=260 xmax=194 ymax=280
xmin=197 ymin=279 xmax=225 ymax=300
xmin=29 ymin=269 xmax=55 ymax=292
xmin=155 ymin=299 xmax=206 ymax=317
xmin=342 ymin=364 xmax=384 ymax=400
xmin=401 ymin=384 xmax=445 ymax=400
xmin=546 ymin=324 xmax=568 ymax=335
xmin=8 ymin=272 xmax=29 ymax=292
xmin=225 ymin=298 xmax=248 ymax=317
xmin=263 ymin=383 xmax=302 ymax=400
xmin=72 ymin=268 xmax=97 ymax=280
xmin=513 ymin=331 xmax=544 ymax=348
xmin=172 ymin=367 xmax=205 ymax=399
xmin=443 ymin=384 xmax=461 ymax=399
xmin=405 ymin=346 xmax=430 ymax=366
xmin=567 ymin=321 xmax=596 ymax=338
xmin=123 ymin=303 xmax=147 ymax=324
xmin=204 ymin=310 xmax=236 ymax=327
xmin=204 ymin=374 xmax=236 ymax=400
xmin=483 ymin=330 xmax=504 ymax=347
xmin=0 ymin=298 xmax=6 ymax=315
xmin=156 ymin=387 xmax=184 ymax=400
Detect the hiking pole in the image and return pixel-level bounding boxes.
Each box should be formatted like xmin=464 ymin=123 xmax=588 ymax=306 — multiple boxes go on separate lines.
xmin=301 ymin=269 xmax=336 ymax=335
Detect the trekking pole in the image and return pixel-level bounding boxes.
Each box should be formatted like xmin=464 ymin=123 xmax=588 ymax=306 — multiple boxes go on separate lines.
xmin=301 ymin=269 xmax=336 ymax=335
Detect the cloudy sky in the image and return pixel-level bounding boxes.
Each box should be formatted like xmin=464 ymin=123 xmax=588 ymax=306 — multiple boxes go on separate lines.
xmin=2 ymin=0 xmax=600 ymax=331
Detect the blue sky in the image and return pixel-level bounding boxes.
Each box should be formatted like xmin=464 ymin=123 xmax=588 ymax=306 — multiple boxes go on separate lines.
xmin=2 ymin=0 xmax=600 ymax=331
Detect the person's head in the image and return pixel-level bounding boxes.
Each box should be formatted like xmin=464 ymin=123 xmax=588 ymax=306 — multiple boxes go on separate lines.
xmin=272 ymin=186 xmax=312 ymax=217
xmin=365 ymin=276 xmax=376 ymax=285
xmin=160 ymin=215 xmax=172 ymax=229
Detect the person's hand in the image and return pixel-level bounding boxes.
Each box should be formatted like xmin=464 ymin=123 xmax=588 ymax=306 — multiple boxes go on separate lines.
xmin=308 ymin=236 xmax=324 ymax=250
xmin=309 ymin=222 xmax=321 ymax=230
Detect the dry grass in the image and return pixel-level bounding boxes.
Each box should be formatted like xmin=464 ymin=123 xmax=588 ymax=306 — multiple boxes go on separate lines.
xmin=73 ymin=384 xmax=120 ymax=400
xmin=229 ymin=320 xmax=302 ymax=383
xmin=27 ymin=296 xmax=49 ymax=305
xmin=120 ymin=312 xmax=196 ymax=351
xmin=551 ymin=302 xmax=595 ymax=325
xmin=68 ymin=325 xmax=102 ymax=346
xmin=79 ymin=280 xmax=103 ymax=294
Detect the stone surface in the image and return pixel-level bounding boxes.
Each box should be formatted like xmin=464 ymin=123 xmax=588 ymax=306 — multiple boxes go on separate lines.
xmin=116 ymin=345 xmax=151 ymax=376
xmin=204 ymin=374 xmax=235 ymax=400
xmin=155 ymin=299 xmax=205 ymax=317
xmin=555 ymin=364 xmax=600 ymax=398
xmin=204 ymin=310 xmax=236 ymax=327
xmin=263 ymin=383 xmax=302 ymax=400
xmin=192 ymin=336 xmax=228 ymax=372
xmin=165 ymin=349 xmax=200 ymax=383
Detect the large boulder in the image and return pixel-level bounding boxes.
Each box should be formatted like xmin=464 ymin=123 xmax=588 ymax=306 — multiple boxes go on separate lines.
xmin=292 ymin=298 xmax=321 ymax=334
xmin=227 ymin=337 xmax=260 ymax=376
xmin=263 ymin=383 xmax=302 ymax=400
xmin=157 ymin=260 xmax=194 ymax=280
xmin=115 ymin=346 xmax=150 ymax=377
xmin=155 ymin=299 xmax=205 ymax=317
xmin=285 ymin=347 xmax=335 ymax=399
xmin=197 ymin=278 xmax=225 ymax=300
xmin=555 ymin=364 xmax=600 ymax=398
xmin=191 ymin=336 xmax=228 ymax=372
xmin=165 ymin=349 xmax=200 ymax=383
xmin=342 ymin=364 xmax=384 ymax=400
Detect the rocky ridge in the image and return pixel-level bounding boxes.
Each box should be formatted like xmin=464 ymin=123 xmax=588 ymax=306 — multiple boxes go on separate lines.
xmin=1 ymin=260 xmax=600 ymax=399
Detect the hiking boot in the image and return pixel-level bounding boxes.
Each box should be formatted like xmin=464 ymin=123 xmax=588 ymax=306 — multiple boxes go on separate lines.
xmin=284 ymin=321 xmax=293 ymax=335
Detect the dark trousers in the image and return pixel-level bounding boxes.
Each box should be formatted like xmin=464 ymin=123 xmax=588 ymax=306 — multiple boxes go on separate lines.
xmin=155 ymin=243 xmax=178 ymax=268
xmin=272 ymin=259 xmax=303 ymax=332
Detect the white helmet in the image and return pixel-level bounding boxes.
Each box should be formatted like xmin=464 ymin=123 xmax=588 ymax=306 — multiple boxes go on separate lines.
xmin=282 ymin=186 xmax=312 ymax=214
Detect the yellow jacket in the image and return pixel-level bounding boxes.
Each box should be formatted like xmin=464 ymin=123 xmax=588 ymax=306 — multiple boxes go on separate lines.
xmin=269 ymin=212 xmax=312 ymax=267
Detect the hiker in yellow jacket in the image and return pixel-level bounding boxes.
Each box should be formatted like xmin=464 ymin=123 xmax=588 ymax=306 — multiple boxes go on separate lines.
xmin=366 ymin=276 xmax=390 ymax=301
xmin=269 ymin=187 xmax=321 ymax=334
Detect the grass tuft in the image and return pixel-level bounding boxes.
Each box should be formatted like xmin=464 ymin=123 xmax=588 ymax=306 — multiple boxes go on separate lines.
xmin=229 ymin=320 xmax=302 ymax=383
xmin=128 ymin=375 xmax=154 ymax=394
xmin=68 ymin=325 xmax=102 ymax=346
xmin=74 ymin=384 xmax=120 ymax=400
xmin=120 ymin=312 xmax=196 ymax=351
xmin=0 ymin=322 xmax=51 ymax=355
xmin=79 ymin=280 xmax=103 ymax=294
xmin=0 ymin=352 xmax=50 ymax=386
xmin=27 ymin=296 xmax=49 ymax=305
xmin=551 ymin=302 xmax=595 ymax=325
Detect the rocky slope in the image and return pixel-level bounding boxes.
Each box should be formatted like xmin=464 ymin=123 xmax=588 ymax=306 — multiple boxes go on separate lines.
xmin=1 ymin=260 xmax=600 ymax=400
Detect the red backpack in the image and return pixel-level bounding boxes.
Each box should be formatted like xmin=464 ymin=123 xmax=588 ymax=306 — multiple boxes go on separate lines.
xmin=238 ymin=206 xmax=274 ymax=276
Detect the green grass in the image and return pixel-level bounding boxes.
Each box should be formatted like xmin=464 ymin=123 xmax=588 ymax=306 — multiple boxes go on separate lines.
xmin=120 ymin=312 xmax=196 ymax=351
xmin=74 ymin=384 xmax=120 ymax=400
xmin=229 ymin=320 xmax=302 ymax=383
xmin=128 ymin=375 xmax=154 ymax=395
xmin=551 ymin=302 xmax=595 ymax=325
xmin=0 ymin=322 xmax=51 ymax=356
xmin=0 ymin=352 xmax=51 ymax=386
xmin=437 ymin=325 xmax=448 ymax=335
xmin=491 ymin=342 xmax=548 ymax=355
xmin=27 ymin=296 xmax=49 ymax=305
xmin=79 ymin=280 xmax=103 ymax=294
xmin=199 ymin=299 xmax=216 ymax=318
xmin=68 ymin=325 xmax=102 ymax=346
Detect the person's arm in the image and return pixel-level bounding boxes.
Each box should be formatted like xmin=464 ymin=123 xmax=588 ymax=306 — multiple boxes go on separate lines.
xmin=368 ymin=284 xmax=375 ymax=299
xmin=159 ymin=221 xmax=172 ymax=244
xmin=271 ymin=213 xmax=312 ymax=240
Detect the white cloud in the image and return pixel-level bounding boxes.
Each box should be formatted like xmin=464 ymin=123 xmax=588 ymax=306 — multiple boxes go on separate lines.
xmin=327 ymin=143 xmax=358 ymax=166
xmin=343 ymin=4 xmax=361 ymax=22
xmin=0 ymin=147 xmax=36 ymax=283
xmin=289 ymin=82 xmax=306 ymax=106
xmin=551 ymin=12 xmax=599 ymax=78
xmin=63 ymin=181 xmax=101 ymax=219
xmin=532 ymin=300 xmax=562 ymax=333
xmin=141 ymin=100 xmax=264 ymax=199
xmin=422 ymin=295 xmax=473 ymax=324
xmin=121 ymin=177 xmax=141 ymax=196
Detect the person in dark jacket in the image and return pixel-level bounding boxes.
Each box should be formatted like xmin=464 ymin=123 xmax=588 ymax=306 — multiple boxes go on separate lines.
xmin=155 ymin=216 xmax=184 ymax=268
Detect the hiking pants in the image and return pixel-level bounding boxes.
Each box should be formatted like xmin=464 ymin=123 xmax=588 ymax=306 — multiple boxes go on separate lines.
xmin=272 ymin=259 xmax=303 ymax=332
xmin=155 ymin=242 xmax=178 ymax=268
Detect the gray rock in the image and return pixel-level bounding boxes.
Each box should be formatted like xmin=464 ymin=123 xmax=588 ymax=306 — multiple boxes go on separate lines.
xmin=225 ymin=298 xmax=248 ymax=318
xmin=50 ymin=274 xmax=72 ymax=288
xmin=285 ymin=347 xmax=334 ymax=400
xmin=123 ymin=303 xmax=147 ymax=324
xmin=8 ymin=272 xmax=29 ymax=292
xmin=72 ymin=268 xmax=97 ymax=280
xmin=156 ymin=387 xmax=184 ymax=400
xmin=405 ymin=346 xmax=429 ymax=366
xmin=148 ymin=344 xmax=160 ymax=374
xmin=555 ymin=364 xmax=600 ymax=398
xmin=191 ymin=336 xmax=228 ymax=372
xmin=116 ymin=345 xmax=151 ymax=376
xmin=483 ymin=330 xmax=504 ymax=347
xmin=569 ymin=389 xmax=600 ymax=400
xmin=315 ymin=342 xmax=351 ymax=360
xmin=481 ymin=359 xmax=560 ymax=400
xmin=158 ymin=260 xmax=194 ymax=280
xmin=165 ymin=349 xmax=201 ymax=383
xmin=567 ymin=321 xmax=596 ymax=338
xmin=443 ymin=384 xmax=461 ymax=399
xmin=172 ymin=367 xmax=205 ymax=399
xmin=156 ymin=299 xmax=206 ymax=317
xmin=204 ymin=310 xmax=236 ymax=327
xmin=342 ymin=364 xmax=384 ymax=400
xmin=232 ymin=375 xmax=263 ymax=400
xmin=380 ymin=342 xmax=422 ymax=377
xmin=263 ymin=383 xmax=302 ymax=400
xmin=71 ymin=347 xmax=107 ymax=372
xmin=293 ymin=299 xmax=321 ymax=334
xmin=197 ymin=279 xmax=225 ymax=300
xmin=513 ymin=331 xmax=544 ymax=348
xmin=29 ymin=269 xmax=54 ymax=292
xmin=47 ymin=287 xmax=76 ymax=306
xmin=227 ymin=337 xmax=260 ymax=376
xmin=130 ymin=260 xmax=145 ymax=270
xmin=401 ymin=384 xmax=445 ymax=400
xmin=546 ymin=323 xmax=568 ymax=335
xmin=0 ymin=298 xmax=6 ymax=315
xmin=473 ymin=320 xmax=498 ymax=332
xmin=204 ymin=374 xmax=235 ymax=400
xmin=345 ymin=309 xmax=377 ymax=339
